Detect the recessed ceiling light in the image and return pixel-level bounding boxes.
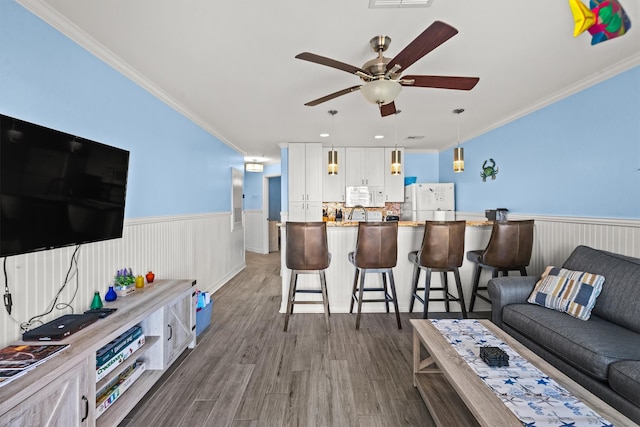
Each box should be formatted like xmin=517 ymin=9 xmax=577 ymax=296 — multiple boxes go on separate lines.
xmin=320 ymin=133 xmax=329 ymax=138
xmin=374 ymin=135 xmax=384 ymax=139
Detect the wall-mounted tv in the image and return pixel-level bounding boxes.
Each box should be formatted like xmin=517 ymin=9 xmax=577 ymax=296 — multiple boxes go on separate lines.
xmin=0 ymin=113 xmax=130 ymax=257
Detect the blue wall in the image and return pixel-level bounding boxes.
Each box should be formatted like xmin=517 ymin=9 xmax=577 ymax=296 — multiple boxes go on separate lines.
xmin=0 ymin=1 xmax=243 ymax=219
xmin=404 ymin=152 xmax=439 ymax=183
xmin=440 ymin=66 xmax=640 ymax=219
xmin=242 ymin=163 xmax=281 ymax=211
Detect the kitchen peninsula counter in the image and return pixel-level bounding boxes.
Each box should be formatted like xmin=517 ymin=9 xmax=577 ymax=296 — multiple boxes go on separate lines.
xmin=280 ymin=220 xmax=493 ymax=315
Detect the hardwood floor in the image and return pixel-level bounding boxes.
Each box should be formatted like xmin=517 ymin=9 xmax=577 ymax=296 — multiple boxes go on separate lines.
xmin=120 ymin=251 xmax=486 ymax=427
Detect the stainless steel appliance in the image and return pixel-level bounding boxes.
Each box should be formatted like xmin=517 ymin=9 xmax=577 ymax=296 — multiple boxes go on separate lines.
xmin=345 ymin=186 xmax=385 ymax=208
xmin=401 ymin=183 xmax=455 ymax=221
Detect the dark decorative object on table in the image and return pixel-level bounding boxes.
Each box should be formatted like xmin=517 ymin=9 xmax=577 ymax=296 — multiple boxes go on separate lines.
xmin=480 ymin=346 xmax=509 ymax=367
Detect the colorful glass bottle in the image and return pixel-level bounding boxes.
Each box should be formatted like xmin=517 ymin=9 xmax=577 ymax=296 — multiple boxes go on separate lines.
xmin=105 ymin=286 xmax=118 ymax=302
xmin=91 ymin=291 xmax=103 ymax=309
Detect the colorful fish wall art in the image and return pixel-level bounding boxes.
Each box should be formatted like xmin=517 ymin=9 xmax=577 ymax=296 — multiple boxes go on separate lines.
xmin=568 ymin=0 xmax=631 ymax=45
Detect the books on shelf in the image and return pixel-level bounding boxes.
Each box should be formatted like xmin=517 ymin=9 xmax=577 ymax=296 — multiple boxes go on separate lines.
xmin=0 ymin=344 xmax=69 ymax=387
xmin=96 ymin=360 xmax=145 ymax=417
xmin=96 ymin=329 xmax=145 ymax=382
xmin=96 ymin=325 xmax=143 ymax=367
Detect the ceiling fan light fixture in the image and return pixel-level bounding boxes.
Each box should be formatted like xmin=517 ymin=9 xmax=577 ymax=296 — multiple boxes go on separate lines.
xmin=360 ymin=80 xmax=402 ymax=105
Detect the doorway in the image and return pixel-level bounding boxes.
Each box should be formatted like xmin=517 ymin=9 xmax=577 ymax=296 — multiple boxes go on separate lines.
xmin=264 ymin=175 xmax=281 ymax=252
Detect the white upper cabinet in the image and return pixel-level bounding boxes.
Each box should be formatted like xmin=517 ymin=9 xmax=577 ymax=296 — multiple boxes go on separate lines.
xmin=288 ymin=143 xmax=322 ymax=221
xmin=322 ymin=147 xmax=345 ymax=202
xmin=384 ymin=147 xmax=405 ymax=202
xmin=289 ymin=143 xmax=322 ymax=202
xmin=345 ymin=147 xmax=385 ymax=187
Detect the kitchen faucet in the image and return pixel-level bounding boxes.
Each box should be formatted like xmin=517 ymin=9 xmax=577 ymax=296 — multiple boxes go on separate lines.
xmin=348 ymin=205 xmax=368 ymax=222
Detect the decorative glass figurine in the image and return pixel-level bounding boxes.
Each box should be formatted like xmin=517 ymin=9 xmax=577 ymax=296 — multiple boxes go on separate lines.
xmin=105 ymin=286 xmax=118 ymax=302
xmin=90 ymin=291 xmax=103 ymax=310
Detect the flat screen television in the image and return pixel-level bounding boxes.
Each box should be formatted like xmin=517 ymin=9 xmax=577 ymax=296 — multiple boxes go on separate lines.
xmin=0 ymin=113 xmax=129 ymax=257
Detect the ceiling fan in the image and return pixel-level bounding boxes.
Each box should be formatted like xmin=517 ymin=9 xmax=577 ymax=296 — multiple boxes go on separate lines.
xmin=296 ymin=21 xmax=479 ymax=117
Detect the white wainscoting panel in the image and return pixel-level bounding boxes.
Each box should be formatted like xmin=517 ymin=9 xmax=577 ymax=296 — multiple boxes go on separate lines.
xmin=0 ymin=212 xmax=245 ymax=348
xmin=245 ymin=210 xmax=267 ymax=254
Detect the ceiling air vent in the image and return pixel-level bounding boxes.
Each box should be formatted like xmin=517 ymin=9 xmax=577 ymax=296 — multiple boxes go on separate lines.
xmin=369 ymin=0 xmax=433 ymax=8
xmin=406 ymin=136 xmax=425 ymax=140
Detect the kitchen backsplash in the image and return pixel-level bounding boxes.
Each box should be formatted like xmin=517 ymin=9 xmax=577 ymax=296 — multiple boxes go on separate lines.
xmin=323 ymin=202 xmax=401 ymax=221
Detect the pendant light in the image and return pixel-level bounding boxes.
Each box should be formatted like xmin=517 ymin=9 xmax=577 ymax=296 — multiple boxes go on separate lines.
xmin=391 ymin=110 xmax=402 ymax=175
xmin=327 ymin=110 xmax=338 ymax=175
xmin=453 ymin=108 xmax=465 ymax=173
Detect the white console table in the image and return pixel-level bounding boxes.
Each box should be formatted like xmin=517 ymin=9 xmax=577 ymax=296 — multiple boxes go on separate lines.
xmin=0 ymin=278 xmax=197 ymax=426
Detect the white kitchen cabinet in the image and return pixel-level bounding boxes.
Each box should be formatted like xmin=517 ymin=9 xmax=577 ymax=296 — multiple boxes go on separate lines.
xmin=1 ymin=358 xmax=91 ymax=426
xmin=322 ymin=147 xmax=345 ymax=202
xmin=164 ymin=291 xmax=194 ymax=367
xmin=345 ymin=147 xmax=385 ymax=187
xmin=384 ymin=147 xmax=405 ymax=202
xmin=288 ymin=143 xmax=322 ymax=221
xmin=288 ymin=201 xmax=322 ymax=222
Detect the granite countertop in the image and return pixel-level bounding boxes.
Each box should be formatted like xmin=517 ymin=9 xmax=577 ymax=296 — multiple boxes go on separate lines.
xmin=279 ymin=221 xmax=492 ymax=227
xmin=325 ymin=220 xmax=492 ymax=227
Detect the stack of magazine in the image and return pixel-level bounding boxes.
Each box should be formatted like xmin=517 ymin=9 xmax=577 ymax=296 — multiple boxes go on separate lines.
xmin=0 ymin=344 xmax=69 ymax=387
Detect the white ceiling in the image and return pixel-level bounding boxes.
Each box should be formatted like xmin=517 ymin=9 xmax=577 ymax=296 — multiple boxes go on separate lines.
xmin=18 ymin=0 xmax=640 ymax=164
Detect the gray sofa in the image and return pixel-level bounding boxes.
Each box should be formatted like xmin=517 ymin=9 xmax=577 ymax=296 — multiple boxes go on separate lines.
xmin=488 ymin=245 xmax=640 ymax=424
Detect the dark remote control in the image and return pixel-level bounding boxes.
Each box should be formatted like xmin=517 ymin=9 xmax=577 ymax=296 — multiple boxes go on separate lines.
xmin=84 ymin=308 xmax=117 ymax=318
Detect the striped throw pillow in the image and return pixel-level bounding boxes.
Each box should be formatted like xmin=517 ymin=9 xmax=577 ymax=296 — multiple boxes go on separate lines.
xmin=527 ymin=266 xmax=605 ymax=320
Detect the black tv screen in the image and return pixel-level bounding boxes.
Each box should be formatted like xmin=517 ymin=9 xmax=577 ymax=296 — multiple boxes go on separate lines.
xmin=0 ymin=113 xmax=129 ymax=257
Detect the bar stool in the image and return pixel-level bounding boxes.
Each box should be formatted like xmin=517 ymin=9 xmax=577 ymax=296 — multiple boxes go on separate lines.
xmin=408 ymin=221 xmax=468 ymax=319
xmin=467 ymin=219 xmax=534 ymax=312
xmin=348 ymin=222 xmax=401 ymax=330
xmin=284 ymin=221 xmax=331 ymax=333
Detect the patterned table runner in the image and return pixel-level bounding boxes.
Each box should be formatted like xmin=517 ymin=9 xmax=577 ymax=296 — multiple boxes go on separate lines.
xmin=430 ymin=319 xmax=613 ymax=427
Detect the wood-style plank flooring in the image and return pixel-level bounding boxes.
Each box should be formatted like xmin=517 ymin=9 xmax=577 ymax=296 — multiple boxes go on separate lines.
xmin=120 ymin=251 xmax=485 ymax=426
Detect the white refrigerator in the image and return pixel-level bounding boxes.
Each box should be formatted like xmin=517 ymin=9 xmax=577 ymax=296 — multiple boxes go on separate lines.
xmin=401 ymin=183 xmax=455 ymax=221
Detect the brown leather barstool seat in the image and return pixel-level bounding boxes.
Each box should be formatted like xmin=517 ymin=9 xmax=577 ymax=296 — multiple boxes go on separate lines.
xmin=467 ymin=219 xmax=534 ymax=312
xmin=409 ymin=221 xmax=468 ymax=319
xmin=284 ymin=222 xmax=331 ymax=333
xmin=348 ymin=222 xmax=401 ymax=330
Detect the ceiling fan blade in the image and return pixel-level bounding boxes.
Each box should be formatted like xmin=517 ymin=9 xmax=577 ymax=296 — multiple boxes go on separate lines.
xmin=296 ymin=52 xmax=367 ymax=75
xmin=380 ymin=102 xmax=397 ymax=117
xmin=386 ymin=21 xmax=458 ymax=73
xmin=304 ymin=86 xmax=362 ymax=106
xmin=401 ymin=75 xmax=479 ymax=90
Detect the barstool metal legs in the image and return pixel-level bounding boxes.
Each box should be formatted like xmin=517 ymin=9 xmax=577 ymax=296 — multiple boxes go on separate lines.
xmin=469 ymin=265 xmax=528 ymax=312
xmin=284 ymin=269 xmax=331 ymax=334
xmin=283 ymin=271 xmax=298 ymax=332
xmin=410 ymin=266 xmax=468 ymax=319
xmin=351 ymin=268 xmax=401 ymax=330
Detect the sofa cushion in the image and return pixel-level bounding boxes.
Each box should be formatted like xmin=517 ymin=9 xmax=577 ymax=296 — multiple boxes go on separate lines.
xmin=502 ymin=303 xmax=640 ymax=381
xmin=562 ymin=246 xmax=640 ymax=333
xmin=527 ymin=266 xmax=604 ymax=320
xmin=609 ymin=361 xmax=640 ymax=408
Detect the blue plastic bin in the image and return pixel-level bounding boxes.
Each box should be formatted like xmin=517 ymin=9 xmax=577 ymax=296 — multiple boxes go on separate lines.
xmin=196 ymin=300 xmax=213 ymax=336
